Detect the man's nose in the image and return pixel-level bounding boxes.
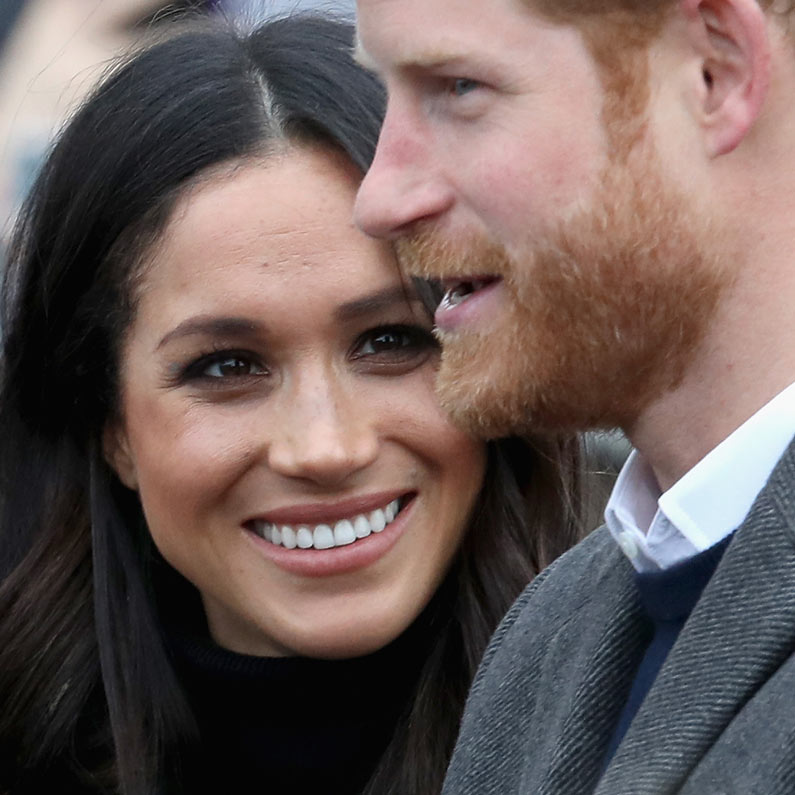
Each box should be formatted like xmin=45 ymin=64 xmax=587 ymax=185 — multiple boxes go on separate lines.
xmin=355 ymin=102 xmax=453 ymax=239
xmin=266 ymin=375 xmax=379 ymax=487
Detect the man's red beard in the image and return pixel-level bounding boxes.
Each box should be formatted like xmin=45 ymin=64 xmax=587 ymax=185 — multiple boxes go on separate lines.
xmin=396 ymin=150 xmax=731 ymax=438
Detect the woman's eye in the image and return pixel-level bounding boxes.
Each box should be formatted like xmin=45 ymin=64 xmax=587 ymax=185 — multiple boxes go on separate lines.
xmin=351 ymin=325 xmax=437 ymax=366
xmin=202 ymin=356 xmax=265 ymax=379
xmin=359 ymin=330 xmax=413 ymax=355
xmin=178 ymin=350 xmax=268 ymax=384
xmin=451 ymin=78 xmax=480 ymax=97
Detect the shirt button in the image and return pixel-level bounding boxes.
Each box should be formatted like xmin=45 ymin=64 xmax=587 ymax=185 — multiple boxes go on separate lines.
xmin=616 ymin=532 xmax=639 ymax=560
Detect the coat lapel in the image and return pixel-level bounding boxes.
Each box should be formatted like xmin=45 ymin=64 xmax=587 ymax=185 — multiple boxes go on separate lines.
xmin=597 ymin=439 xmax=795 ymax=794
xmin=536 ymin=547 xmax=651 ymax=795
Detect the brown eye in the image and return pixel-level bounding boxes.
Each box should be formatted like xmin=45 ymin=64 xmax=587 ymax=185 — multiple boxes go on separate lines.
xmin=359 ymin=329 xmax=413 ymax=354
xmin=204 ymin=356 xmax=261 ymax=378
xmin=177 ymin=350 xmax=268 ymax=384
xmin=351 ymin=324 xmax=437 ymax=366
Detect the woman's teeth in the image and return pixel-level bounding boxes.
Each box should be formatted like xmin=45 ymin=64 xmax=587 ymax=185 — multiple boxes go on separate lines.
xmin=251 ymin=499 xmax=402 ymax=550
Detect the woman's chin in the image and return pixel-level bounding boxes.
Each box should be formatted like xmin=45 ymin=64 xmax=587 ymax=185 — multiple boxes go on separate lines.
xmin=285 ymin=617 xmax=416 ymax=660
xmin=214 ymin=612 xmax=419 ymax=660
xmin=298 ymin=633 xmax=402 ymax=661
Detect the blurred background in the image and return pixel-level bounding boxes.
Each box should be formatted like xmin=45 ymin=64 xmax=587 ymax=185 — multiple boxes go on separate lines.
xmin=0 ymin=0 xmax=354 ymax=261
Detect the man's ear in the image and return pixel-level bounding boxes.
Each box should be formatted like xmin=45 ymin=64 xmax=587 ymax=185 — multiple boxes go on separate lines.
xmin=102 ymin=423 xmax=139 ymax=491
xmin=681 ymin=0 xmax=771 ymax=156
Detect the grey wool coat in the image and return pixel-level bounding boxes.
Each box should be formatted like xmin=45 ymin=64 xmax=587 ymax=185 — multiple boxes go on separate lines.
xmin=442 ymin=438 xmax=795 ymax=795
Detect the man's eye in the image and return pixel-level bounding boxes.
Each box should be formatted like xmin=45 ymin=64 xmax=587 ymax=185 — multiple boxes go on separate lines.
xmin=451 ymin=78 xmax=480 ymax=97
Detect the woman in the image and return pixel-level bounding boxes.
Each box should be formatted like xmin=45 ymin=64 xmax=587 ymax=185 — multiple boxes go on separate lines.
xmin=0 ymin=15 xmax=583 ymax=795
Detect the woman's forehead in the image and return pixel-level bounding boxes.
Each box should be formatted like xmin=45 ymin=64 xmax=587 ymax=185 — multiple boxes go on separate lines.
xmin=128 ymin=149 xmax=417 ymax=345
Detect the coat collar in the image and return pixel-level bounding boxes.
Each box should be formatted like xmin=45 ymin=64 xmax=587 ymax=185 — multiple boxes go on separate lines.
xmin=596 ymin=438 xmax=795 ymax=793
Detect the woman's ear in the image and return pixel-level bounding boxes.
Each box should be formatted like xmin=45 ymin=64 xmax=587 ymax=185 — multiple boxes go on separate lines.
xmin=682 ymin=0 xmax=771 ymax=156
xmin=102 ymin=423 xmax=139 ymax=491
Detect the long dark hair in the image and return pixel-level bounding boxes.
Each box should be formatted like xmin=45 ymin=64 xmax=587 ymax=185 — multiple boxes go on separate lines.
xmin=0 ymin=14 xmax=583 ymax=795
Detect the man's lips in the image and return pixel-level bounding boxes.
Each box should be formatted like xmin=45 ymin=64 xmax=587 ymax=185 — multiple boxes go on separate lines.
xmin=440 ymin=276 xmax=501 ymax=309
xmin=435 ymin=276 xmax=505 ymax=333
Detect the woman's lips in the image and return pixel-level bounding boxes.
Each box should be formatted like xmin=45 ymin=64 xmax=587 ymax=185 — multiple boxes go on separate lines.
xmin=248 ymin=496 xmax=403 ymax=550
xmin=246 ymin=489 xmax=407 ymax=526
xmin=244 ymin=493 xmax=417 ymax=578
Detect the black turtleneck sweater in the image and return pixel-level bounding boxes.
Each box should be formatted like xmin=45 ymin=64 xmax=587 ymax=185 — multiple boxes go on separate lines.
xmin=168 ymin=612 xmax=435 ymax=795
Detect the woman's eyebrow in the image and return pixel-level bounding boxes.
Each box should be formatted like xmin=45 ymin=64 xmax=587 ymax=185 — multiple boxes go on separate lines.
xmin=155 ymin=287 xmax=422 ymax=349
xmin=156 ymin=316 xmax=260 ymax=350
xmin=335 ymin=285 xmax=421 ymax=321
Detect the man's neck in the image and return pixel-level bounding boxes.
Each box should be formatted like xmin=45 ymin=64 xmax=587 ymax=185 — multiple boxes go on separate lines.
xmin=624 ymin=271 xmax=795 ymax=492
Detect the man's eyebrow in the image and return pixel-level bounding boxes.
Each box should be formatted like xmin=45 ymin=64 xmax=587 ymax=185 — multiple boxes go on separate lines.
xmin=157 ymin=317 xmax=260 ymax=350
xmin=353 ymin=32 xmax=468 ymax=73
xmin=404 ymin=51 xmax=471 ymax=71
xmin=336 ymin=285 xmax=424 ymax=322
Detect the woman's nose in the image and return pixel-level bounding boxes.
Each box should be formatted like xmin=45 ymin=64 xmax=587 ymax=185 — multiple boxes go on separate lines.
xmin=266 ymin=376 xmax=379 ymax=486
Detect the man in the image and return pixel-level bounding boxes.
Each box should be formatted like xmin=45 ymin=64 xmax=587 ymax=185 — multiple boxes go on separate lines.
xmin=353 ymin=0 xmax=795 ymax=792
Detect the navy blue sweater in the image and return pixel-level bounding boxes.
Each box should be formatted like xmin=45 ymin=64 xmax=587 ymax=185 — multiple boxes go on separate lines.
xmin=602 ymin=534 xmax=733 ymax=767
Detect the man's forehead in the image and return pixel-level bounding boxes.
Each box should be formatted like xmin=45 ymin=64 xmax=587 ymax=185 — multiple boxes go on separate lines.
xmin=354 ymin=0 xmax=549 ymax=74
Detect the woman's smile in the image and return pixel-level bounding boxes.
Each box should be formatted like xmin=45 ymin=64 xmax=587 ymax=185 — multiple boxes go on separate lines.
xmin=247 ymin=492 xmax=408 ymax=549
xmin=246 ymin=493 xmax=417 ymax=578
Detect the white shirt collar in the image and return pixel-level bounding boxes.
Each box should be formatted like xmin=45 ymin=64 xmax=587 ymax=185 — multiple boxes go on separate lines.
xmin=606 ymin=380 xmax=795 ymax=572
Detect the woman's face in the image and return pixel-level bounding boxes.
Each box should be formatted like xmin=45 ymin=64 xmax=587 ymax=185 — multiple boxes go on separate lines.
xmin=106 ymin=146 xmax=486 ymax=659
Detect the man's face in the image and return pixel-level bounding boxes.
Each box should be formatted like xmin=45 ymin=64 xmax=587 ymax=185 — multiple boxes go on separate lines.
xmin=355 ymin=0 xmax=611 ymax=245
xmin=355 ymin=0 xmax=728 ymax=436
